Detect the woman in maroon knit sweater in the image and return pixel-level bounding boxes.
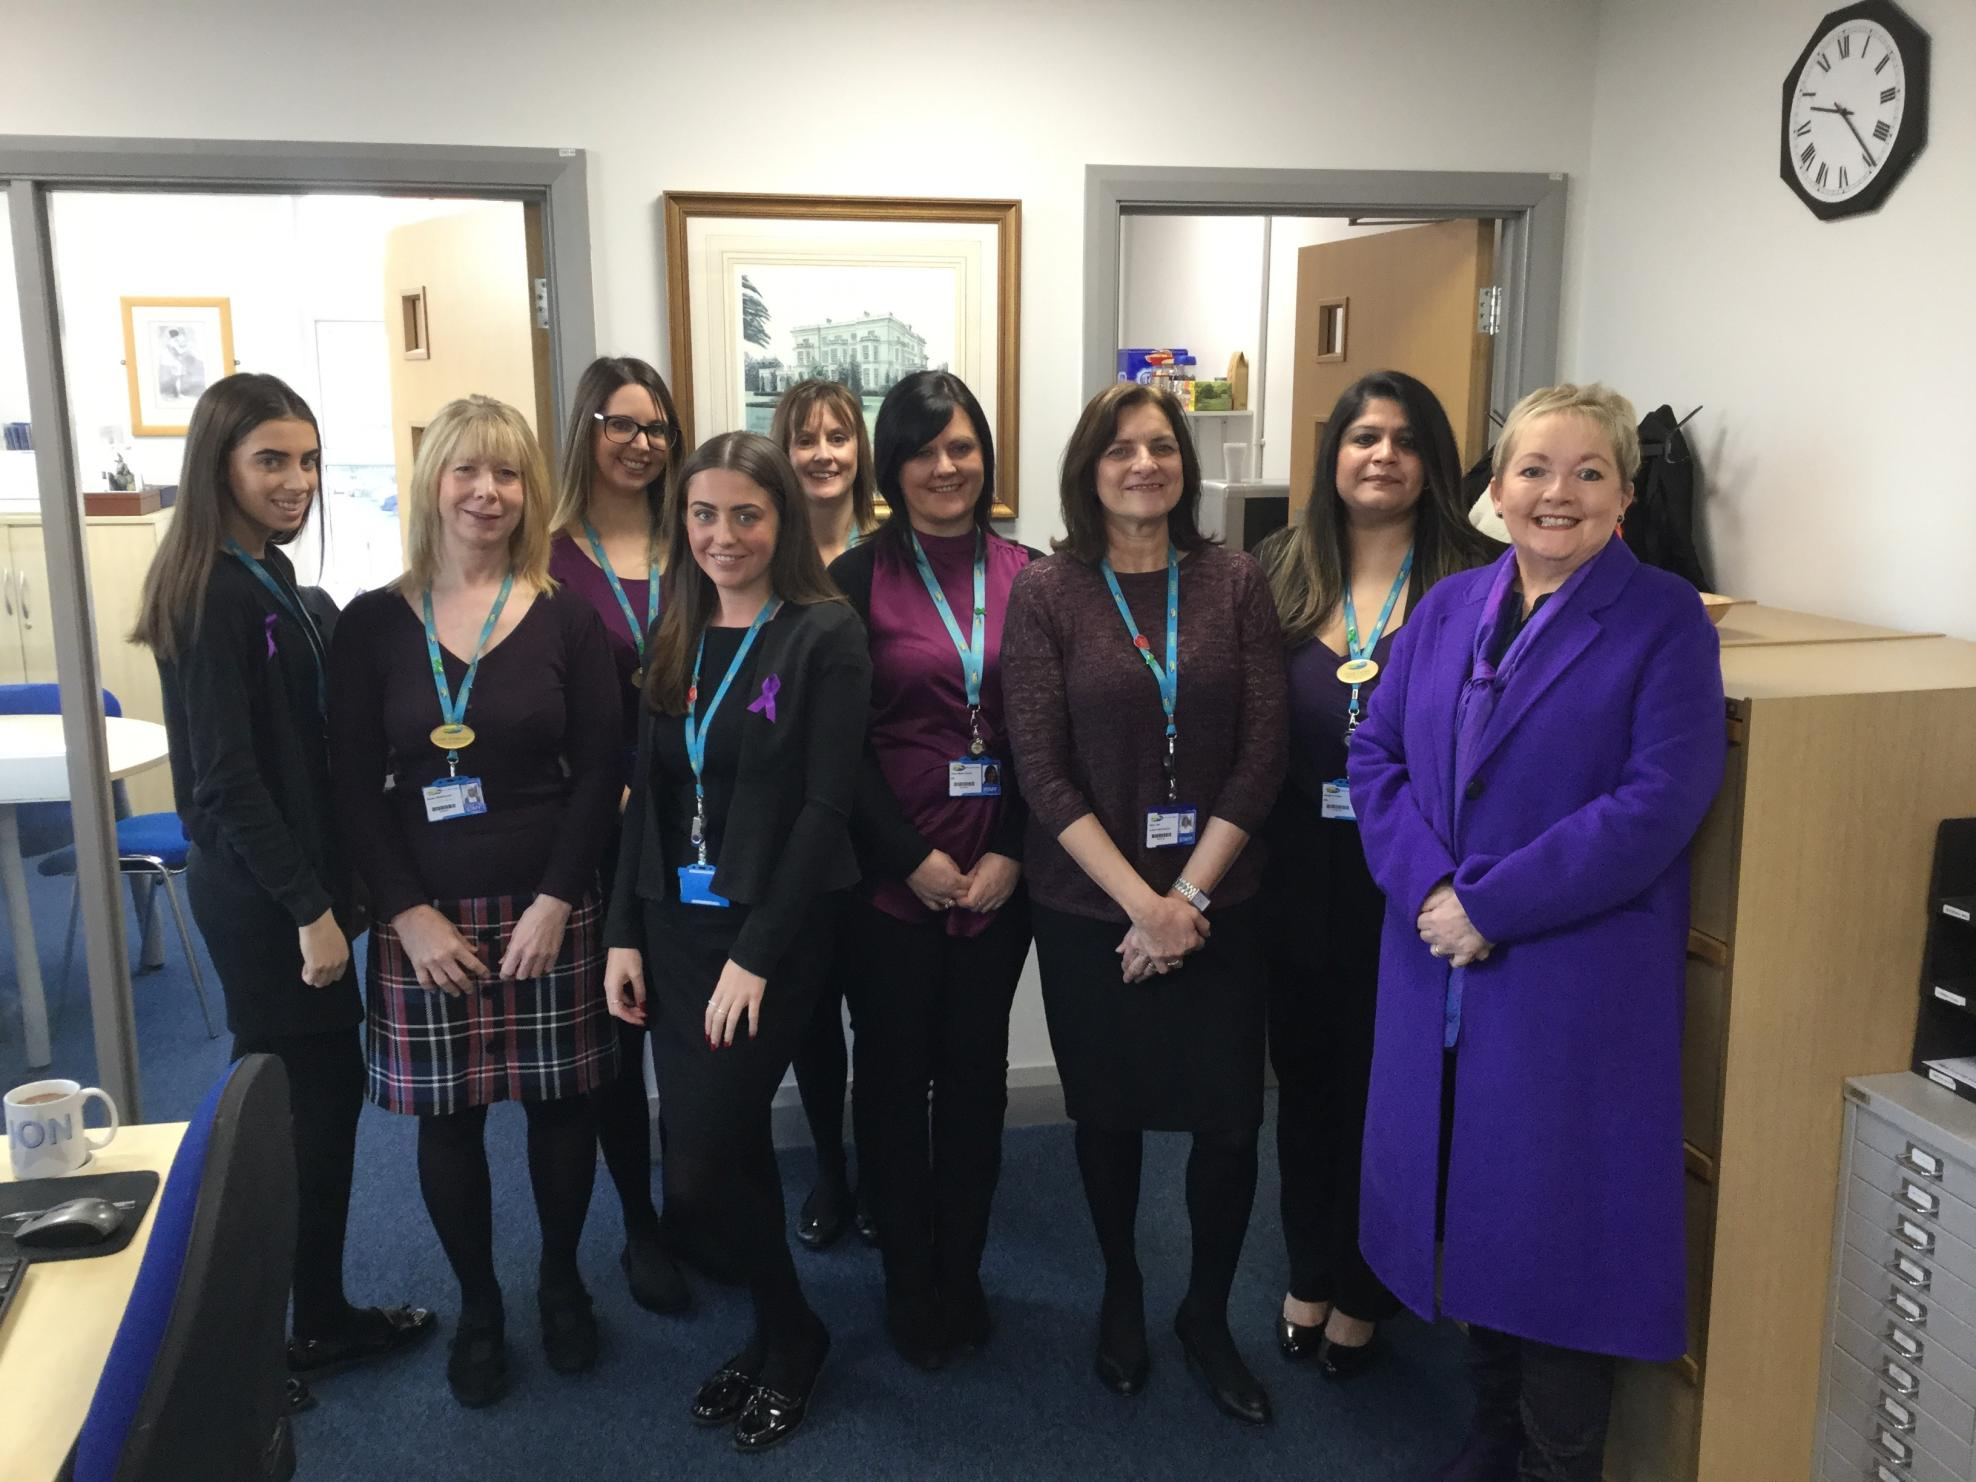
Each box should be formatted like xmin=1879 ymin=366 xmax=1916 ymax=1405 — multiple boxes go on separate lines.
xmin=1002 ymin=382 xmax=1287 ymax=1426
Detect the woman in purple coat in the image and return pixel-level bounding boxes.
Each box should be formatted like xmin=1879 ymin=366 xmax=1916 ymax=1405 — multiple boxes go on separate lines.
xmin=1347 ymin=383 xmax=1725 ymax=1481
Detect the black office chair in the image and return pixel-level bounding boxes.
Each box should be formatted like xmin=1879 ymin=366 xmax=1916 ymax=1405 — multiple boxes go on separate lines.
xmin=61 ymin=1054 xmax=298 ymax=1482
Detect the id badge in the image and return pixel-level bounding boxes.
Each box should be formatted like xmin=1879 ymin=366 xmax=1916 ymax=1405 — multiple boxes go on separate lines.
xmin=422 ymin=776 xmax=488 ymax=823
xmin=1321 ymin=779 xmax=1357 ymax=821
xmin=676 ymin=863 xmax=730 ymax=909
xmin=1144 ymin=805 xmax=1198 ymax=850
xmin=948 ymin=756 xmax=1004 ymax=798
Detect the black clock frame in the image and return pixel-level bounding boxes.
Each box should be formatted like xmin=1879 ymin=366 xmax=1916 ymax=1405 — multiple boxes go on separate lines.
xmin=1779 ymin=0 xmax=1930 ymax=221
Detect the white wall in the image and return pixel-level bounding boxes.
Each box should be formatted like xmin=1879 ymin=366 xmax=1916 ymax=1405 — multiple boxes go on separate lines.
xmin=1570 ymin=0 xmax=1976 ymax=639
xmin=1 ymin=0 xmax=1600 ymax=1080
xmin=1118 ymin=213 xmax=1266 ymax=389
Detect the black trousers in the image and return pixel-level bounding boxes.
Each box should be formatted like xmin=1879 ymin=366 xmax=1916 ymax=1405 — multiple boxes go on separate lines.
xmin=231 ymin=1026 xmax=364 ymax=1339
xmin=841 ymin=893 xmax=1031 ymax=1293
xmin=1465 ymin=1324 xmax=1618 ymax=1482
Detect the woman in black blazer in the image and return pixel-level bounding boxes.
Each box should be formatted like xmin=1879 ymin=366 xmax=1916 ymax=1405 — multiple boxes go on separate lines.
xmin=604 ymin=431 xmax=870 ymax=1453
xmin=133 ymin=373 xmax=432 ymax=1408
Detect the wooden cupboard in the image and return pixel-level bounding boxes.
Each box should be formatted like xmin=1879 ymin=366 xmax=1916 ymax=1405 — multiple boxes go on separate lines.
xmin=1605 ymin=607 xmax=1976 ymax=1481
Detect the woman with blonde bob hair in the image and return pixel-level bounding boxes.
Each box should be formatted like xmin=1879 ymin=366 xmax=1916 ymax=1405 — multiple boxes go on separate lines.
xmin=330 ymin=394 xmax=625 ymax=1408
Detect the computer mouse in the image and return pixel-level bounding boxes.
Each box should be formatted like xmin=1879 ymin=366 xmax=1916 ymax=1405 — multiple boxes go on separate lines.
xmin=14 ymin=1196 xmax=125 ymax=1249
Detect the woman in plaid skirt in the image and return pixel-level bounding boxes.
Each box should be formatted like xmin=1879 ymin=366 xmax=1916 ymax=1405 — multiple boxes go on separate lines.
xmin=604 ymin=432 xmax=870 ymax=1452
xmin=329 ymin=395 xmax=623 ymax=1408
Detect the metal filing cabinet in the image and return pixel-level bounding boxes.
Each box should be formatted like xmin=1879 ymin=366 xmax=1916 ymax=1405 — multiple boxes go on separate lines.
xmin=1825 ymin=1073 xmax=1976 ymax=1481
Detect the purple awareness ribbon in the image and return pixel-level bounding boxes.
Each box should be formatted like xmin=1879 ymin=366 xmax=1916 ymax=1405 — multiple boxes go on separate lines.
xmin=746 ymin=673 xmax=780 ymax=723
xmin=264 ymin=613 xmax=278 ymax=658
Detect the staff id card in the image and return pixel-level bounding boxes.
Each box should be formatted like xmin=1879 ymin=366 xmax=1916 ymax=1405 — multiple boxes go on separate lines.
xmin=422 ymin=775 xmax=487 ymax=823
xmin=677 ymin=863 xmax=731 ymax=909
xmin=1321 ymin=779 xmax=1357 ymax=821
xmin=1144 ymin=805 xmax=1198 ymax=850
xmin=948 ymin=756 xmax=1004 ymax=798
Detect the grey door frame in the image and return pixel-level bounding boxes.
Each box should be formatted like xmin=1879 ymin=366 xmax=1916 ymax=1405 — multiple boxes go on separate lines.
xmin=1 ymin=135 xmax=595 ymax=1117
xmin=1085 ymin=163 xmax=1569 ymax=421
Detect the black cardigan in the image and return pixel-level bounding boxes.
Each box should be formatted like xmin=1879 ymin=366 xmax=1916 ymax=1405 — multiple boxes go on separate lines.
xmin=604 ymin=599 xmax=871 ymax=976
xmin=827 ymin=533 xmax=1038 ymax=879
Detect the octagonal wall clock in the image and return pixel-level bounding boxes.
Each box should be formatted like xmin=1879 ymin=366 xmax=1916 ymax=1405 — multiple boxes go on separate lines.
xmin=1781 ymin=0 xmax=1930 ymax=220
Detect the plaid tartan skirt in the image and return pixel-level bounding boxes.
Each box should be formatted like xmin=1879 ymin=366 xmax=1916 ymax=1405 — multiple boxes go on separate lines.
xmin=364 ymin=891 xmax=617 ymax=1115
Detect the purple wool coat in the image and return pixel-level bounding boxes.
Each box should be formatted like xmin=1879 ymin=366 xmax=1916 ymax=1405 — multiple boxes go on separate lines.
xmin=1346 ymin=538 xmax=1726 ymax=1360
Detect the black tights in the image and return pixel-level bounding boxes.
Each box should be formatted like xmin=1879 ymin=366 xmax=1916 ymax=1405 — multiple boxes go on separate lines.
xmin=667 ymin=1133 xmax=823 ymax=1393
xmin=591 ymin=1018 xmax=661 ymax=1240
xmin=791 ymin=986 xmax=850 ymax=1190
xmin=1072 ymin=1123 xmax=1258 ymax=1326
xmin=416 ymin=1097 xmax=597 ymax=1322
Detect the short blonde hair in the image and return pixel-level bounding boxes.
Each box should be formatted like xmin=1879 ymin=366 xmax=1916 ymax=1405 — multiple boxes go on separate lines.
xmin=401 ymin=395 xmax=556 ymax=593
xmin=1492 ymin=383 xmax=1641 ymax=485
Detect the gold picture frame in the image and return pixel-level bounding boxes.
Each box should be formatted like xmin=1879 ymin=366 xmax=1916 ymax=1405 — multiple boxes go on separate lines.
xmin=120 ymin=296 xmax=237 ymax=436
xmin=663 ymin=192 xmax=1022 ymax=518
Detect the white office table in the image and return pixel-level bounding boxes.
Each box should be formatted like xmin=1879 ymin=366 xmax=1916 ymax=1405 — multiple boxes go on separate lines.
xmin=0 ymin=715 xmax=171 ymax=1067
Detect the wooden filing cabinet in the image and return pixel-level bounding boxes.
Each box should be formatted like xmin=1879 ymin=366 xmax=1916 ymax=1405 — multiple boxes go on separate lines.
xmin=0 ymin=509 xmax=173 ymax=814
xmin=1604 ymin=607 xmax=1976 ymax=1482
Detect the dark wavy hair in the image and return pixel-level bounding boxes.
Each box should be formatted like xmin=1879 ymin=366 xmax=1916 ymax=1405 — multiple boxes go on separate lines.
xmin=870 ymin=370 xmax=996 ymax=553
xmin=1054 ymin=382 xmax=1210 ymax=565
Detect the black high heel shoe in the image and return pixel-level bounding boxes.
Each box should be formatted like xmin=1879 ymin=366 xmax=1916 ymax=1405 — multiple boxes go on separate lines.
xmin=1175 ymin=1307 xmax=1272 ymax=1426
xmin=795 ymin=1176 xmax=851 ymax=1251
xmin=1320 ymin=1331 xmax=1378 ymax=1379
xmin=1278 ymin=1313 xmax=1325 ymax=1363
xmin=1094 ymin=1281 xmax=1149 ymax=1396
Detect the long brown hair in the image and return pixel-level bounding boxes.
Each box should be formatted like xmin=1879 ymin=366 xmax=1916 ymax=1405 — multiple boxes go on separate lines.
xmin=549 ymin=356 xmax=685 ymax=560
xmin=769 ymin=378 xmax=877 ymax=537
xmin=131 ymin=373 xmax=319 ymax=661
xmin=399 ymin=396 xmax=557 ymax=595
xmin=645 ymin=432 xmax=843 ymax=716
xmin=1054 ymin=383 xmax=1212 ymax=565
xmin=1258 ymin=370 xmax=1499 ymax=643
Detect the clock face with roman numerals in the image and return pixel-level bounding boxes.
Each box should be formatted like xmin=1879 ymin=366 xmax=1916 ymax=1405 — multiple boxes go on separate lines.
xmin=1781 ymin=0 xmax=1929 ymax=220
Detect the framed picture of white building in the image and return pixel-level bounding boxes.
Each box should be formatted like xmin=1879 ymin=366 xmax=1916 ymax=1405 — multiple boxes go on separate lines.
xmin=664 ymin=192 xmax=1021 ymax=517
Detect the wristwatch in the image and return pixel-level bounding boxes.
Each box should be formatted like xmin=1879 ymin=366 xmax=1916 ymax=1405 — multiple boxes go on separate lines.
xmin=1170 ymin=877 xmax=1210 ymax=913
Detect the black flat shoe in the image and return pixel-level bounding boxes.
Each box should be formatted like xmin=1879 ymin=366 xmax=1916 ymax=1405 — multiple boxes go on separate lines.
xmin=886 ymin=1287 xmax=948 ymax=1371
xmin=1320 ymin=1333 xmax=1377 ymax=1379
xmin=1278 ymin=1314 xmax=1325 ymax=1363
xmin=1095 ymin=1284 xmax=1149 ymax=1396
xmin=284 ymin=1378 xmax=317 ymax=1415
xmin=733 ymin=1335 xmax=830 ymax=1453
xmin=446 ymin=1321 xmax=510 ymax=1409
xmin=288 ymin=1304 xmax=438 ymax=1378
xmin=622 ymin=1234 xmax=690 ymax=1314
xmin=691 ymin=1357 xmax=759 ymax=1428
xmin=944 ymin=1278 xmax=991 ymax=1355
xmin=538 ymin=1286 xmax=598 ymax=1376
xmin=854 ymin=1195 xmax=879 ymax=1247
xmin=795 ymin=1179 xmax=850 ymax=1251
xmin=1175 ymin=1310 xmax=1272 ymax=1426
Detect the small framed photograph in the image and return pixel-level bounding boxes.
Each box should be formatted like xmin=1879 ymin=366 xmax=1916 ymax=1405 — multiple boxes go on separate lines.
xmin=663 ymin=192 xmax=1022 ymax=518
xmin=121 ymin=297 xmax=236 ymax=436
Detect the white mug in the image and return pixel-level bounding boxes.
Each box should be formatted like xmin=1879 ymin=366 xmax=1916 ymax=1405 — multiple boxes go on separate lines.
xmin=5 ymin=1078 xmax=119 ymax=1179
xmin=1223 ymin=443 xmax=1251 ymax=483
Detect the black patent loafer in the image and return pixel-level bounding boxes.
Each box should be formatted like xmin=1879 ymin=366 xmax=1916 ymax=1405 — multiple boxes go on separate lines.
xmin=288 ymin=1304 xmax=438 ymax=1378
xmin=538 ymin=1286 xmax=599 ymax=1375
xmin=1278 ymin=1313 xmax=1325 ymax=1363
xmin=1176 ymin=1312 xmax=1272 ymax=1426
xmin=732 ymin=1372 xmax=821 ymax=1453
xmin=691 ymin=1360 xmax=757 ymax=1428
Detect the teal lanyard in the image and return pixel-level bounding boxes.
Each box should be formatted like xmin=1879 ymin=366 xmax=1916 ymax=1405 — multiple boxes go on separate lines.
xmin=1099 ymin=546 xmax=1181 ymax=800
xmin=221 ymin=538 xmax=326 ymax=715
xmin=421 ymin=572 xmax=514 ymax=775
xmin=579 ymin=519 xmax=660 ymax=667
xmin=910 ymin=530 xmax=988 ymax=747
xmin=683 ymin=598 xmax=781 ymax=865
xmin=845 ymin=527 xmax=862 ymax=551
xmin=1342 ymin=548 xmax=1414 ymax=740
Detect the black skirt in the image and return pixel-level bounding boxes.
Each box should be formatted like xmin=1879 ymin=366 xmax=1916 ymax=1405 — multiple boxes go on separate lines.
xmin=186 ymin=843 xmax=362 ymax=1040
xmin=640 ymin=893 xmax=836 ymax=1157
xmin=1032 ymin=899 xmax=1265 ymax=1133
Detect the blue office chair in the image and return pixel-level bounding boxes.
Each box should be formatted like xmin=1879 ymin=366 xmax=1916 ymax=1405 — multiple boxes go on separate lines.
xmin=61 ymin=1054 xmax=298 ymax=1482
xmin=0 ymin=685 xmax=221 ymax=1038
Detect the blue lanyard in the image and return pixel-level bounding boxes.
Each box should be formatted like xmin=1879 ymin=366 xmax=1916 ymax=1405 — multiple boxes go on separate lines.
xmin=221 ymin=538 xmax=326 ymax=715
xmin=579 ymin=520 xmax=660 ymax=664
xmin=910 ymin=530 xmax=987 ymax=731
xmin=845 ymin=527 xmax=863 ymax=551
xmin=421 ymin=572 xmax=514 ymax=774
xmin=1341 ymin=547 xmax=1413 ymax=739
xmin=683 ymin=598 xmax=781 ymax=864
xmin=1099 ymin=546 xmax=1180 ymax=799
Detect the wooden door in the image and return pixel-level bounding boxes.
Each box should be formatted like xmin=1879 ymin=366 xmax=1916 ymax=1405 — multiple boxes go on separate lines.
xmin=1288 ymin=220 xmax=1496 ymax=507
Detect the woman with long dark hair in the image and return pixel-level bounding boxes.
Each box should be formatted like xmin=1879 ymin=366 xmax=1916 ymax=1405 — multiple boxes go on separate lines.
xmin=827 ymin=371 xmax=1038 ymax=1366
xmin=604 ymin=432 xmax=869 ymax=1451
xmin=330 ymin=395 xmax=622 ymax=1408
xmin=1253 ymin=370 xmax=1498 ymax=1380
xmin=548 ymin=355 xmax=691 ymax=1312
xmin=135 ymin=372 xmax=433 ymax=1409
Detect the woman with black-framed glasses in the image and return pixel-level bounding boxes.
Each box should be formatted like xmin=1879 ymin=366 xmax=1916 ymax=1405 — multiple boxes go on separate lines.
xmin=549 ymin=356 xmax=694 ymax=1317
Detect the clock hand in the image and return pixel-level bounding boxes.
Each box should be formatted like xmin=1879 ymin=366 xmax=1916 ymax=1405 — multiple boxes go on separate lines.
xmin=1834 ymin=107 xmax=1876 ymax=164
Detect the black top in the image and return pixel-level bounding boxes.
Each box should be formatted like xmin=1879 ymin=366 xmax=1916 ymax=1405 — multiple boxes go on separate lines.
xmin=605 ymin=600 xmax=871 ymax=976
xmin=327 ymin=586 xmax=622 ymax=920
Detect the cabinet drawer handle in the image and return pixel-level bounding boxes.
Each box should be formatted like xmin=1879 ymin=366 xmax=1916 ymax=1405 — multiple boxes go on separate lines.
xmin=1890 ymin=1289 xmax=1928 ymax=1327
xmin=1887 ymin=1254 xmax=1933 ymax=1291
xmin=2 ymin=567 xmax=12 ymax=615
xmin=21 ymin=572 xmax=31 ymax=625
xmin=1874 ymin=1465 xmax=1904 ymax=1482
xmin=1874 ymin=1427 xmax=1912 ymax=1466
xmin=1900 ymin=1181 xmax=1939 ymax=1217
xmin=1894 ymin=1218 xmax=1935 ymax=1253
xmin=1898 ymin=1146 xmax=1944 ymax=1181
xmin=1878 ymin=1390 xmax=1916 ymax=1432
xmin=1882 ymin=1358 xmax=1919 ymax=1396
xmin=1885 ymin=1323 xmax=1924 ymax=1361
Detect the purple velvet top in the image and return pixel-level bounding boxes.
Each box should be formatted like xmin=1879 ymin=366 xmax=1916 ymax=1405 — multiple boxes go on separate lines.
xmin=865 ymin=530 xmax=1031 ymax=935
xmin=548 ymin=532 xmax=654 ymax=764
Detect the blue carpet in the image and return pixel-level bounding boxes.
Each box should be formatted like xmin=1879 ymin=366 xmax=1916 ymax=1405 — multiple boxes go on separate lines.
xmin=1 ymin=865 xmax=1471 ymax=1479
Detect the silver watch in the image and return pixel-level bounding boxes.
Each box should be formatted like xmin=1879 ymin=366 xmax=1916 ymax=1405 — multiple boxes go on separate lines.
xmin=1170 ymin=877 xmax=1210 ymax=913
